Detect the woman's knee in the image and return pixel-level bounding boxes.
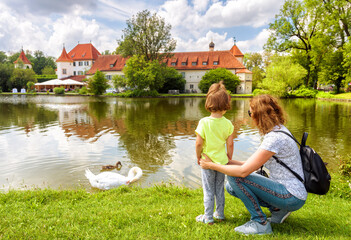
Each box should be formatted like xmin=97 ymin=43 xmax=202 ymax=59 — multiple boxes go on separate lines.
xmin=225 ymin=176 xmax=240 ymax=197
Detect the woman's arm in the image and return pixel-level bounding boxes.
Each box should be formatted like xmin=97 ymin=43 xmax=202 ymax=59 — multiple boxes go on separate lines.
xmin=200 ymin=149 xmax=274 ymax=178
xmin=195 ymin=134 xmax=204 ymax=165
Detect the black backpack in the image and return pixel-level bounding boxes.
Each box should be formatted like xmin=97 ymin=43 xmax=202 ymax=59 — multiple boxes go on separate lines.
xmin=273 ymin=131 xmax=331 ymax=195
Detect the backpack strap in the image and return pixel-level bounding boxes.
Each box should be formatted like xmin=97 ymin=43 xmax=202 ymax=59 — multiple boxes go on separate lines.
xmin=272 ymin=130 xmax=305 ymax=184
xmin=272 ymin=156 xmax=304 ymax=183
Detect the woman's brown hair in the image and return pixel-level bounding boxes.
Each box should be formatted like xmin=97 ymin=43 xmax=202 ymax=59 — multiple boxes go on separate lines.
xmin=205 ymin=81 xmax=231 ymax=112
xmin=249 ymin=94 xmax=286 ymax=135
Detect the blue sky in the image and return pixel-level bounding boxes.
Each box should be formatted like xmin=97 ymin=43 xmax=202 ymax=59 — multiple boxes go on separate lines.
xmin=0 ymin=0 xmax=285 ymax=58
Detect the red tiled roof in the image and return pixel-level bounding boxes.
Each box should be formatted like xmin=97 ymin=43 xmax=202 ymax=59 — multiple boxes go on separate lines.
xmin=68 ymin=43 xmax=101 ymax=61
xmin=56 ymin=47 xmax=73 ymax=62
xmin=14 ymin=50 xmax=32 ymax=64
xmin=87 ymin=55 xmax=128 ymax=75
xmin=87 ymin=45 xmax=248 ymax=74
xmin=236 ymin=69 xmax=252 ymax=74
xmin=61 ymin=75 xmax=87 ymax=82
xmin=230 ymin=45 xmax=244 ymax=57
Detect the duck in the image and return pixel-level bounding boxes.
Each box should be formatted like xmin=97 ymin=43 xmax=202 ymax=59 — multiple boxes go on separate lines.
xmin=102 ymin=161 xmax=122 ymax=170
xmin=85 ymin=167 xmax=143 ymax=190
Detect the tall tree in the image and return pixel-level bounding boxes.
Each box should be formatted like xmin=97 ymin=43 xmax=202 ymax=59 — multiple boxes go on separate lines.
xmin=88 ymin=70 xmax=110 ymax=95
xmin=116 ymin=10 xmax=176 ymax=61
xmin=244 ymin=52 xmax=265 ymax=90
xmin=0 ymin=51 xmax=7 ymax=63
xmin=9 ymin=68 xmax=36 ymax=89
xmin=0 ymin=63 xmax=14 ymax=92
xmin=198 ymin=68 xmax=240 ymax=93
xmin=265 ymin=0 xmax=321 ymax=87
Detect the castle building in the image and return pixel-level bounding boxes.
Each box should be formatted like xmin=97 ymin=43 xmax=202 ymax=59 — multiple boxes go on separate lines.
xmin=56 ymin=43 xmax=100 ymax=80
xmin=57 ymin=42 xmax=252 ymax=94
xmin=14 ymin=49 xmax=32 ymax=69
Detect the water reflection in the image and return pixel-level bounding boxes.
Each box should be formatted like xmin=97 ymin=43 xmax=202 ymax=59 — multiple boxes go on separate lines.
xmin=0 ymin=95 xmax=349 ymax=191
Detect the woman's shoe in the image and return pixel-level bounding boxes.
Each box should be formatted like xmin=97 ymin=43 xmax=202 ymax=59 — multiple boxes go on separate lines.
xmin=234 ymin=220 xmax=272 ymax=235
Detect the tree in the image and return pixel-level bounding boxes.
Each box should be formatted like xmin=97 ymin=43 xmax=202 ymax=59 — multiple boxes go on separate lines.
xmin=87 ymin=70 xmax=109 ymax=95
xmin=244 ymin=52 xmax=265 ymax=90
xmin=120 ymin=55 xmax=166 ymax=91
xmin=10 ymin=68 xmax=36 ymax=89
xmin=265 ymin=0 xmax=322 ymax=87
xmin=0 ymin=51 xmax=7 ymax=63
xmin=259 ymin=55 xmax=307 ymax=96
xmin=158 ymin=67 xmax=186 ymax=93
xmin=0 ymin=63 xmax=14 ymax=92
xmin=41 ymin=66 xmax=55 ymax=75
xmin=198 ymin=68 xmax=240 ymax=93
xmin=116 ymin=10 xmax=176 ymax=61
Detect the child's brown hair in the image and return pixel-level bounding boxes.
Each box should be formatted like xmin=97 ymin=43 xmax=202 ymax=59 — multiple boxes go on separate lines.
xmin=205 ymin=81 xmax=231 ymax=112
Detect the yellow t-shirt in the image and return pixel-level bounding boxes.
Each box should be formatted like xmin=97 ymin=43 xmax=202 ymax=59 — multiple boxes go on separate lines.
xmin=195 ymin=116 xmax=234 ymax=165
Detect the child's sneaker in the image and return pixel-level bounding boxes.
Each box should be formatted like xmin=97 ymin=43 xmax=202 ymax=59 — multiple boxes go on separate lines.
xmin=213 ymin=212 xmax=225 ymax=221
xmin=196 ymin=215 xmax=214 ymax=225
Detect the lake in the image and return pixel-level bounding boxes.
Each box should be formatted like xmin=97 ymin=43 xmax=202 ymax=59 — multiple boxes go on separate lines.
xmin=0 ymin=95 xmax=350 ymax=191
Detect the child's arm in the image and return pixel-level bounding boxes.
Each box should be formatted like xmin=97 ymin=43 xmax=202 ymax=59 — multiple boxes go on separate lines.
xmin=195 ymin=134 xmax=204 ymax=165
xmin=226 ymin=132 xmax=235 ymax=160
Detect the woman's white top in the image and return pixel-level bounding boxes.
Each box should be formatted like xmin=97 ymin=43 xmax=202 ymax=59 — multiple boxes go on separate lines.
xmin=259 ymin=125 xmax=308 ymax=200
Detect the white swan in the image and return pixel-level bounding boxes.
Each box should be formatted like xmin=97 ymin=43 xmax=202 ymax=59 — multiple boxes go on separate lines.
xmin=85 ymin=167 xmax=143 ymax=190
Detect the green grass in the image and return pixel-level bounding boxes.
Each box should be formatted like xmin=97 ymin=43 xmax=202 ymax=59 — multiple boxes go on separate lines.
xmin=316 ymin=92 xmax=351 ymax=100
xmin=1 ymin=173 xmax=350 ymax=239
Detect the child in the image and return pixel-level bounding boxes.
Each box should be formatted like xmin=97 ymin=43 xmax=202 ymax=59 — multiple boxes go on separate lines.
xmin=195 ymin=81 xmax=234 ymax=224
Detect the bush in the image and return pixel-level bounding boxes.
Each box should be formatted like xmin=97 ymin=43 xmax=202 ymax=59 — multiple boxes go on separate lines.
xmin=252 ymin=89 xmax=269 ymax=96
xmin=0 ymin=87 xmax=2 ymax=93
xmin=316 ymin=91 xmax=334 ymax=98
xmin=291 ymin=86 xmax=318 ymax=98
xmin=119 ymin=89 xmax=160 ymax=98
xmin=199 ymin=68 xmax=240 ymax=93
xmin=339 ymin=154 xmax=351 ymax=177
xmin=79 ymin=86 xmax=88 ymax=95
xmin=54 ymin=87 xmax=65 ymax=95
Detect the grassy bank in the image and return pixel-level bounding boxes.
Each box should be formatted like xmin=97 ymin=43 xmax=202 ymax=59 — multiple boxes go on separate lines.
xmin=1 ymin=173 xmax=350 ymax=239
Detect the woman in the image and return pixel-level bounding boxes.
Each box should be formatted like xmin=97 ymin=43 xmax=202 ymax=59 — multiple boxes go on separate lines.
xmin=199 ymin=94 xmax=307 ymax=235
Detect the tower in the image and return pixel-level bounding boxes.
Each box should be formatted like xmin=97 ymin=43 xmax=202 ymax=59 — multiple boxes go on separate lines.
xmin=56 ymin=46 xmax=73 ymax=79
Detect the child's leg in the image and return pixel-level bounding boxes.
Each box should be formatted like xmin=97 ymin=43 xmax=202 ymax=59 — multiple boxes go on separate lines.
xmin=214 ymin=171 xmax=225 ymax=219
xmin=201 ymin=168 xmax=216 ymax=220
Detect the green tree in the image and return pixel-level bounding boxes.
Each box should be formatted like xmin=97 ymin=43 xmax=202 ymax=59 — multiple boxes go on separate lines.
xmin=259 ymin=55 xmax=307 ymax=96
xmin=10 ymin=68 xmax=37 ymax=89
xmin=0 ymin=63 xmax=14 ymax=92
xmin=265 ymin=0 xmax=321 ymax=87
xmin=158 ymin=67 xmax=186 ymax=93
xmin=0 ymin=51 xmax=7 ymax=63
xmin=41 ymin=66 xmax=55 ymax=75
xmin=87 ymin=70 xmax=109 ymax=95
xmin=26 ymin=81 xmax=35 ymax=92
xmin=244 ymin=52 xmax=265 ymax=90
xmin=116 ymin=10 xmax=176 ymax=61
xmin=121 ymin=55 xmax=166 ymax=91
xmin=198 ymin=68 xmax=240 ymax=93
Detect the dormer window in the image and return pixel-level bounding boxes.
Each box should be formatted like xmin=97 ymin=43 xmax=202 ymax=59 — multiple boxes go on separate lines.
xmin=213 ymin=61 xmax=219 ymax=65
xmin=171 ymin=62 xmax=177 ymax=66
xmin=181 ymin=62 xmax=187 ymax=66
xmin=202 ymin=62 xmax=207 ymax=65
xmin=110 ymin=64 xmax=114 ymax=68
xmin=192 ymin=62 xmax=197 ymax=66
xmin=82 ymin=52 xmax=86 ymax=57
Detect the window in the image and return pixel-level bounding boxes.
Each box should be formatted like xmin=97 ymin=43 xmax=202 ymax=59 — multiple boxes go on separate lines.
xmin=85 ymin=61 xmax=89 ymax=66
xmin=73 ymin=62 xmax=76 ymax=66
xmin=106 ymin=75 xmax=112 ymax=80
xmin=213 ymin=61 xmax=218 ymax=65
xmin=79 ymin=62 xmax=83 ymax=66
xmin=202 ymin=62 xmax=207 ymax=65
xmin=181 ymin=72 xmax=185 ymax=78
xmin=78 ymin=71 xmax=84 ymax=75
xmin=110 ymin=64 xmax=114 ymax=68
xmin=73 ymin=71 xmax=76 ymax=76
xmin=171 ymin=62 xmax=176 ymax=66
xmin=191 ymin=62 xmax=197 ymax=66
xmin=62 ymin=69 xmax=67 ymax=74
xmin=190 ymin=84 xmax=194 ymax=89
xmin=181 ymin=62 xmax=187 ymax=66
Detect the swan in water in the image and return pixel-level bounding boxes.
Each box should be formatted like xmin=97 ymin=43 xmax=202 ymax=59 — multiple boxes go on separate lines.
xmin=85 ymin=167 xmax=142 ymax=190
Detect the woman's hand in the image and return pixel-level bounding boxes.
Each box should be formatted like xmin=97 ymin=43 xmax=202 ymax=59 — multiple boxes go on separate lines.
xmin=199 ymin=154 xmax=213 ymax=169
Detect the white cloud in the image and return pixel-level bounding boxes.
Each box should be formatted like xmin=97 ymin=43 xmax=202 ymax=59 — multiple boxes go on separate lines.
xmin=237 ymin=28 xmax=271 ymax=53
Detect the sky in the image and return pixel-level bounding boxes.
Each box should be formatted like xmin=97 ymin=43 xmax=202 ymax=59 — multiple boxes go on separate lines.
xmin=0 ymin=0 xmax=285 ymax=58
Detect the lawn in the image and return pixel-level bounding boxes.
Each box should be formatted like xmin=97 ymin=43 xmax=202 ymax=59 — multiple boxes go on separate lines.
xmin=1 ymin=173 xmax=350 ymax=239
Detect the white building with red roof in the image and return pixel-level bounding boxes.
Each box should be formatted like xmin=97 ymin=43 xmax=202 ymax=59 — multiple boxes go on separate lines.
xmin=56 ymin=43 xmax=101 ymax=80
xmin=14 ymin=49 xmax=32 ymax=69
xmin=87 ymin=42 xmax=252 ymax=94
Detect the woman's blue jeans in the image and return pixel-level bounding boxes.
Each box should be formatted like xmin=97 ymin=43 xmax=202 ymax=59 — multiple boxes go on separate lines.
xmin=226 ymin=173 xmax=305 ymax=224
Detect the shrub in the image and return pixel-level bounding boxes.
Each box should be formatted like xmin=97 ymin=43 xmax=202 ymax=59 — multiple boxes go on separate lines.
xmin=79 ymin=86 xmax=88 ymax=95
xmin=339 ymin=154 xmax=351 ymax=177
xmin=54 ymin=87 xmax=65 ymax=95
xmin=316 ymin=91 xmax=334 ymax=98
xmin=291 ymin=86 xmax=318 ymax=98
xmin=119 ymin=89 xmax=160 ymax=98
xmin=199 ymin=68 xmax=240 ymax=93
xmin=0 ymin=87 xmax=2 ymax=93
xmin=252 ymin=89 xmax=269 ymax=96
